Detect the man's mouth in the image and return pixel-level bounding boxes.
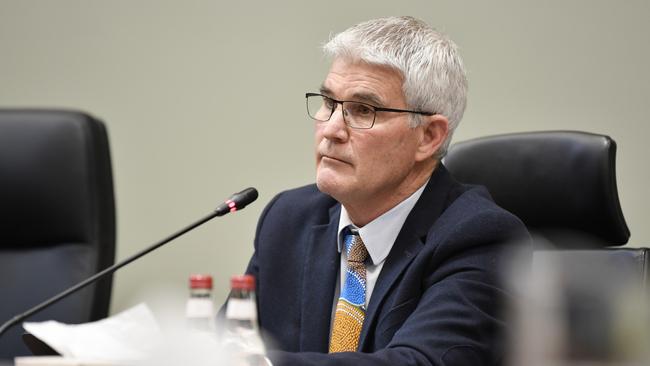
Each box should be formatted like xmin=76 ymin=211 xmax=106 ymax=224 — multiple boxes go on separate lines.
xmin=321 ymin=154 xmax=350 ymax=165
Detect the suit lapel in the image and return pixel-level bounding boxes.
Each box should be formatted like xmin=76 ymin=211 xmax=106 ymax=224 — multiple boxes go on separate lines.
xmin=299 ymin=204 xmax=340 ymax=352
xmin=358 ymin=230 xmax=424 ymax=349
xmin=358 ymin=165 xmax=456 ymax=349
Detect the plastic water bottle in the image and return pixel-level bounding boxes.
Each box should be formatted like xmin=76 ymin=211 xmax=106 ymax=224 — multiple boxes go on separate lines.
xmin=222 ymin=274 xmax=266 ymax=358
xmin=185 ymin=274 xmax=215 ymax=332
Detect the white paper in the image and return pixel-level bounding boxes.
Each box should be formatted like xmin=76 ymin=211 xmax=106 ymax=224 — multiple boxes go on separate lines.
xmin=14 ymin=356 xmax=115 ymax=366
xmin=23 ymin=304 xmax=161 ymax=363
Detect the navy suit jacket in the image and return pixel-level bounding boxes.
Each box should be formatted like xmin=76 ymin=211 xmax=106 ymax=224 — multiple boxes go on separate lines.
xmin=244 ymin=165 xmax=528 ymax=365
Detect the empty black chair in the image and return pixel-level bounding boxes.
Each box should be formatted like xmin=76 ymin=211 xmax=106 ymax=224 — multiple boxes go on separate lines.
xmin=444 ymin=131 xmax=630 ymax=247
xmin=0 ymin=110 xmax=116 ymax=360
xmin=445 ymin=131 xmax=650 ymax=363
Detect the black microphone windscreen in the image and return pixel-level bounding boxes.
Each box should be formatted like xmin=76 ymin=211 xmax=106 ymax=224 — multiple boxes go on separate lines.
xmin=215 ymin=187 xmax=259 ymax=216
xmin=232 ymin=187 xmax=258 ymax=208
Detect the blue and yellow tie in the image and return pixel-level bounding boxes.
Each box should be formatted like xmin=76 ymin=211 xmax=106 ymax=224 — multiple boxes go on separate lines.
xmin=329 ymin=230 xmax=369 ymax=353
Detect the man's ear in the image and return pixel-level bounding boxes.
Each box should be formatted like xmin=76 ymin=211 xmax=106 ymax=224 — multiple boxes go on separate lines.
xmin=415 ymin=115 xmax=449 ymax=162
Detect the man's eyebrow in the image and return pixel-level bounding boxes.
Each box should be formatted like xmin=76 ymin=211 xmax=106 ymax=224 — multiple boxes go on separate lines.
xmin=350 ymin=92 xmax=384 ymax=107
xmin=319 ymin=85 xmax=332 ymax=96
xmin=318 ymin=85 xmax=385 ymax=107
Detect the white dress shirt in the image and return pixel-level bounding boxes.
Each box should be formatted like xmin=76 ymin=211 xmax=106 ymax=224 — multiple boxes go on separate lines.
xmin=335 ymin=181 xmax=428 ymax=310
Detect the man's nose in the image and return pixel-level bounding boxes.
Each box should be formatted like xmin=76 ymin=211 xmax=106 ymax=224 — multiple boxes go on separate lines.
xmin=320 ymin=104 xmax=349 ymax=141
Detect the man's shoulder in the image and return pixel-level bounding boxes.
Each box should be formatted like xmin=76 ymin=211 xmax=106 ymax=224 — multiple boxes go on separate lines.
xmin=275 ymin=183 xmax=324 ymax=199
xmin=258 ymin=183 xmax=338 ymax=226
xmin=435 ymin=184 xmax=529 ymax=248
xmin=271 ymin=183 xmax=336 ymax=208
xmin=448 ymin=184 xmax=513 ymax=218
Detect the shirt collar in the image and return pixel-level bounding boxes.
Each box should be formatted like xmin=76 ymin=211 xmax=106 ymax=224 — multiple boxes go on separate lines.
xmin=337 ymin=180 xmax=429 ymax=265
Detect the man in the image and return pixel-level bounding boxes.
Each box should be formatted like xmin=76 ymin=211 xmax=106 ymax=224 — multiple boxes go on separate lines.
xmin=244 ymin=16 xmax=527 ymax=365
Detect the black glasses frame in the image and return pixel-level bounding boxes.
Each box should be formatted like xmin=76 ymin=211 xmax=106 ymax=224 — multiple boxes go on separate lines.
xmin=305 ymin=92 xmax=435 ymax=129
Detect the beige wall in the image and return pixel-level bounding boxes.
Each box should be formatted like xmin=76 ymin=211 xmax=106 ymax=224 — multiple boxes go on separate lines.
xmin=1 ymin=0 xmax=648 ymax=314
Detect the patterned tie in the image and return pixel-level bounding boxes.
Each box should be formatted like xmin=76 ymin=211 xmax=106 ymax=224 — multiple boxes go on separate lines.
xmin=329 ymin=229 xmax=369 ymax=353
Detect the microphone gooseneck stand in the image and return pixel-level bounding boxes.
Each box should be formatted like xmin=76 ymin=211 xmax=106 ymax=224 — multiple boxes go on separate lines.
xmin=0 ymin=187 xmax=259 ymax=338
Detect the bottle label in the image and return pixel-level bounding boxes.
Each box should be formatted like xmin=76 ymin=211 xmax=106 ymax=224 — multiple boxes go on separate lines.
xmin=185 ymin=298 xmax=214 ymax=318
xmin=226 ymin=299 xmax=258 ymax=321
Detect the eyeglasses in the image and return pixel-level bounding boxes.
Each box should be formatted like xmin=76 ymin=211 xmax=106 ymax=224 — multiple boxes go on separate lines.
xmin=305 ymin=92 xmax=435 ymax=129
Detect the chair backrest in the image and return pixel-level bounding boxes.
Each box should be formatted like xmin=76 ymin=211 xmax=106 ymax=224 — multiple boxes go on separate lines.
xmin=444 ymin=131 xmax=630 ymax=247
xmin=0 ymin=109 xmax=116 ymax=359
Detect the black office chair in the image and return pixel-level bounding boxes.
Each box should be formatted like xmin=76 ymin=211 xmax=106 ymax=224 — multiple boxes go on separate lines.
xmin=0 ymin=109 xmax=116 ymax=360
xmin=445 ymin=130 xmax=647 ymax=285
xmin=444 ymin=130 xmax=630 ymax=248
xmin=444 ymin=131 xmax=650 ymax=362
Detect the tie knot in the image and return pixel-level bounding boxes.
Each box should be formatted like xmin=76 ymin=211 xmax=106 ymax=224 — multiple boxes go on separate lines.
xmin=345 ymin=232 xmax=369 ymax=264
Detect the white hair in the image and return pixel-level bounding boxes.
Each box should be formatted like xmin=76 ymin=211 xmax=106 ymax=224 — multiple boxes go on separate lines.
xmin=323 ymin=16 xmax=468 ymax=159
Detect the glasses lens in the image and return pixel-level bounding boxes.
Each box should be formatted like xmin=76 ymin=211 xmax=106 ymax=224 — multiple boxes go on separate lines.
xmin=307 ymin=95 xmax=333 ymax=121
xmin=343 ymin=101 xmax=375 ymax=129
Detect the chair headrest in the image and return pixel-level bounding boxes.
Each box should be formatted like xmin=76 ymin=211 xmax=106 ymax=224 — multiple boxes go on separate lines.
xmin=444 ymin=131 xmax=630 ymax=247
xmin=0 ymin=109 xmax=114 ymax=247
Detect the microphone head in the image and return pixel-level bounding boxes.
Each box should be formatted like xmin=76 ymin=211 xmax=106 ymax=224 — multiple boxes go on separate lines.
xmin=231 ymin=187 xmax=258 ymax=208
xmin=215 ymin=187 xmax=259 ymax=216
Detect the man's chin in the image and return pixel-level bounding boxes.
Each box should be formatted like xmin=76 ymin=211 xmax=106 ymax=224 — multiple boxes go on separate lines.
xmin=315 ymin=175 xmax=346 ymax=199
xmin=315 ymin=179 xmax=334 ymax=196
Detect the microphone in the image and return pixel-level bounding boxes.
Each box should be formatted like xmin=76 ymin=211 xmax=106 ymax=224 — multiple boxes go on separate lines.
xmin=214 ymin=187 xmax=259 ymax=216
xmin=0 ymin=187 xmax=259 ymax=338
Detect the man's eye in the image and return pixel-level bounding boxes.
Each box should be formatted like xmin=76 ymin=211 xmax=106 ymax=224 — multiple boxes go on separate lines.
xmin=350 ymin=103 xmax=373 ymax=116
xmin=323 ymin=97 xmax=335 ymax=109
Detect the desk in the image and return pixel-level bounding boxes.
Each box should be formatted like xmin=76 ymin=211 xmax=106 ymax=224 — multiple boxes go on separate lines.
xmin=13 ymin=357 xmax=114 ymax=366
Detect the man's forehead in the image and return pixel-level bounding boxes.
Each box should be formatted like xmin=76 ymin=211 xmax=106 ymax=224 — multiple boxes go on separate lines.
xmin=320 ymin=58 xmax=404 ymax=106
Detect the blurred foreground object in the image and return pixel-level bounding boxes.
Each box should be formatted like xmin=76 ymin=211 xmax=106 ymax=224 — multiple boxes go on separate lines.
xmin=0 ymin=110 xmax=115 ymax=360
xmin=510 ymin=248 xmax=650 ymax=365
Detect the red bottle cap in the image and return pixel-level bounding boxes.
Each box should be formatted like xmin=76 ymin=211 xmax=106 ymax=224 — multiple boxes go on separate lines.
xmin=230 ymin=274 xmax=255 ymax=290
xmin=189 ymin=274 xmax=213 ymax=289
